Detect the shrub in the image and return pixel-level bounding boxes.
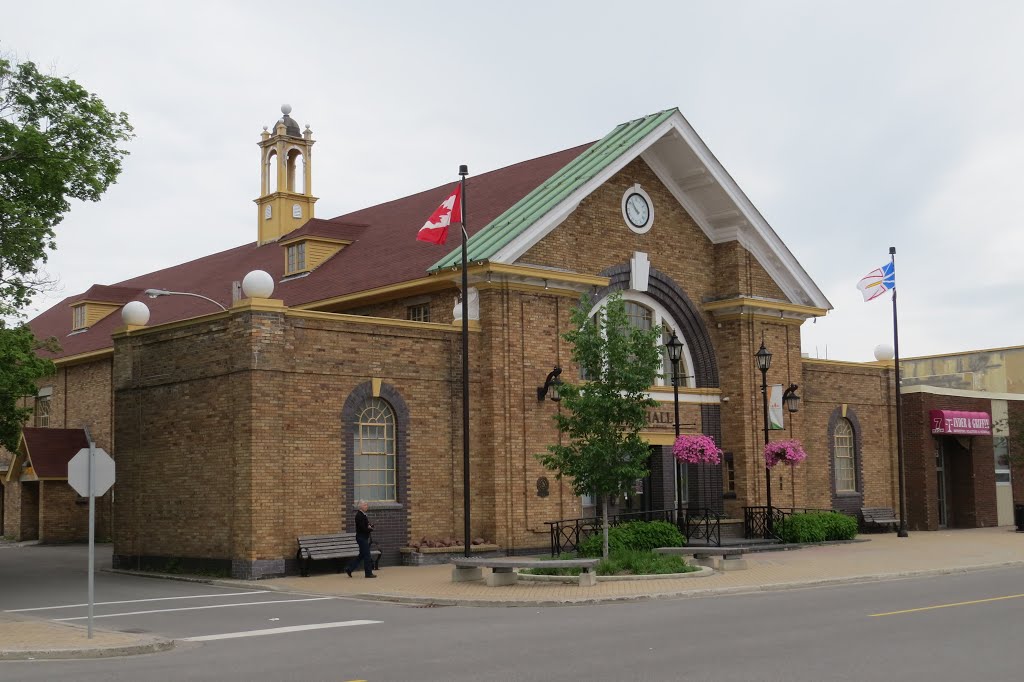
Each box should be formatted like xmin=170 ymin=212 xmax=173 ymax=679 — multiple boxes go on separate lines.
xmin=779 ymin=512 xmax=858 ymax=543
xmin=596 ymin=549 xmax=695 ymax=576
xmin=821 ymin=512 xmax=858 ymax=541
xmin=576 ymin=520 xmax=685 ymax=558
xmin=523 ymin=549 xmax=697 ymax=576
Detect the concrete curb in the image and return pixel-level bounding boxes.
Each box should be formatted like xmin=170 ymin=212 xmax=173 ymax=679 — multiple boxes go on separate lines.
xmin=0 ymin=638 xmax=175 ymax=661
xmin=286 ymin=559 xmax=1024 ymax=608
xmin=104 ymin=558 xmax=1024 ymax=609
xmin=518 ymin=566 xmax=715 ymax=582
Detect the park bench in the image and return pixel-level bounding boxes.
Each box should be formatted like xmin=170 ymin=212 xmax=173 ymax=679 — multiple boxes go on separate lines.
xmin=654 ymin=546 xmax=748 ymax=571
xmin=451 ymin=556 xmax=601 ymax=587
xmin=296 ymin=533 xmax=381 ymax=577
xmin=861 ymin=507 xmax=900 ymax=532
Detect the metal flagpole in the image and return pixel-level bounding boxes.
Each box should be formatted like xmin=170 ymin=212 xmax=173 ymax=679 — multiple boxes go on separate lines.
xmin=84 ymin=425 xmax=96 ymax=638
xmin=459 ymin=165 xmax=471 ymax=557
xmin=890 ymin=246 xmax=909 ymax=538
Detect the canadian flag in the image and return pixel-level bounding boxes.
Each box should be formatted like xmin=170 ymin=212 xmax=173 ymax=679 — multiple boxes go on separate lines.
xmin=417 ymin=184 xmax=462 ymax=245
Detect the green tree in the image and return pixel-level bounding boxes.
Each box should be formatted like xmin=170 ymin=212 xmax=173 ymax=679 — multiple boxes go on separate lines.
xmin=537 ymin=292 xmax=662 ymax=558
xmin=0 ymin=323 xmax=55 ymax=451
xmin=1 ymin=55 xmax=133 ymax=317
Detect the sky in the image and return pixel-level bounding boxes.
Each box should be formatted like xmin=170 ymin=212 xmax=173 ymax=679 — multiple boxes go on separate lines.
xmin=5 ymin=0 xmax=1024 ymax=362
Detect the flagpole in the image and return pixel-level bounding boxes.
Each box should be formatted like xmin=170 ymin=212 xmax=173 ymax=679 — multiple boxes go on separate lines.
xmin=459 ymin=164 xmax=471 ymax=557
xmin=890 ymin=246 xmax=909 ymax=538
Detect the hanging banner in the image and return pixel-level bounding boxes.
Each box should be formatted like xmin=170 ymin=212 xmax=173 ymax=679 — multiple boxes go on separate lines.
xmin=769 ymin=384 xmax=784 ymax=430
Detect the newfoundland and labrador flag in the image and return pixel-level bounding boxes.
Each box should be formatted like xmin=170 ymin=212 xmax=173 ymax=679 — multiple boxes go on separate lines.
xmin=416 ymin=184 xmax=462 ymax=245
xmin=856 ymin=262 xmax=895 ymax=302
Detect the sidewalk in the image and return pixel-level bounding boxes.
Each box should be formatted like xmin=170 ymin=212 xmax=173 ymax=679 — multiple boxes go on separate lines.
xmin=0 ymin=612 xmax=172 ymax=661
xmin=261 ymin=526 xmax=1024 ymax=606
xmin=2 ymin=527 xmax=1020 ymax=659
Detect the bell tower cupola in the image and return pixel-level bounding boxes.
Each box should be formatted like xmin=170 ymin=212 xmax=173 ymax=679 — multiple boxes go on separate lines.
xmin=255 ymin=104 xmax=318 ymax=244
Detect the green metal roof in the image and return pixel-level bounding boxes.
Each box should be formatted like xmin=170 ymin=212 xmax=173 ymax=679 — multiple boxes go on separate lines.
xmin=430 ymin=108 xmax=678 ymax=271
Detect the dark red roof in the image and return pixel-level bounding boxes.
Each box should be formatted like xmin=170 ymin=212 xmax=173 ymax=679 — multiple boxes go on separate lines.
xmin=21 ymin=428 xmax=89 ymax=479
xmin=77 ymin=285 xmax=143 ymax=304
xmin=29 ymin=142 xmax=592 ymax=360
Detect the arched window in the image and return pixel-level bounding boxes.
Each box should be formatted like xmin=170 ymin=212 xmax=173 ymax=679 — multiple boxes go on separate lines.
xmin=833 ymin=418 xmax=856 ymax=492
xmin=588 ymin=292 xmax=694 ymax=386
xmin=354 ymin=398 xmax=396 ymax=502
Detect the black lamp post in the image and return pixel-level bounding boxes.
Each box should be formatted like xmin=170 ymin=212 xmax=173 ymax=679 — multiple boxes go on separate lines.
xmin=754 ymin=341 xmax=774 ymax=531
xmin=665 ymin=332 xmax=684 ymax=521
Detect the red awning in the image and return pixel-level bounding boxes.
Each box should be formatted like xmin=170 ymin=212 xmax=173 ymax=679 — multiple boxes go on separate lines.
xmin=930 ymin=410 xmax=992 ymax=436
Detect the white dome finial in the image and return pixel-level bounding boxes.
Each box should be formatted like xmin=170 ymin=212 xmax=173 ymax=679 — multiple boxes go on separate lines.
xmin=874 ymin=343 xmax=895 ymax=361
xmin=281 ymin=104 xmax=292 ymax=115
xmin=121 ymin=301 xmax=150 ymax=326
xmin=242 ymin=270 xmax=275 ymax=299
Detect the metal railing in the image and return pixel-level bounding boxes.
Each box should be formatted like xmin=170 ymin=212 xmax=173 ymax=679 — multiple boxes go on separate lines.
xmin=743 ymin=506 xmax=834 ymax=540
xmin=545 ymin=507 xmax=722 ymax=556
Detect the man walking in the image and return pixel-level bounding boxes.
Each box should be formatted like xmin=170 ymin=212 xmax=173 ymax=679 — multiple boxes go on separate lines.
xmin=346 ymin=500 xmax=376 ymax=578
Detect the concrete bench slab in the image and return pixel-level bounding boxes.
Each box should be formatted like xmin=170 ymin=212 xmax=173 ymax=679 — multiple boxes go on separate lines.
xmin=450 ymin=557 xmax=599 ymax=587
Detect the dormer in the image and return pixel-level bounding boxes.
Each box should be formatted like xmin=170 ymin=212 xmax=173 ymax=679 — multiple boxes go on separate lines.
xmin=70 ymin=285 xmax=143 ymax=331
xmin=280 ymin=235 xmax=352 ymax=276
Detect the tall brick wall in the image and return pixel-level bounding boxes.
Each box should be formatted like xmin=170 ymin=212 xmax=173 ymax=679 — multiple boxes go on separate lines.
xmin=112 ymin=308 xmax=481 ymax=577
xmin=902 ymin=392 xmax=998 ymax=530
xmin=801 ymin=361 xmax=898 ymax=515
xmin=39 ymin=481 xmax=89 ymax=542
xmin=1010 ymin=400 xmax=1024 ymax=506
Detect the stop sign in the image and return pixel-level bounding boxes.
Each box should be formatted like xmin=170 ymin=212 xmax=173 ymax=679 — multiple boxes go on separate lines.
xmin=67 ymin=448 xmax=116 ymax=497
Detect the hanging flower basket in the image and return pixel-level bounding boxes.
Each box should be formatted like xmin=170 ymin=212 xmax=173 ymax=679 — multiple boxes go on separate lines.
xmin=673 ymin=434 xmax=723 ymax=465
xmin=764 ymin=439 xmax=808 ymax=468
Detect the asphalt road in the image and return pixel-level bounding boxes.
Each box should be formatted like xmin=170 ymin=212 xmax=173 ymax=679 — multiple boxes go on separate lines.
xmin=2 ymin=544 xmax=1023 ymax=681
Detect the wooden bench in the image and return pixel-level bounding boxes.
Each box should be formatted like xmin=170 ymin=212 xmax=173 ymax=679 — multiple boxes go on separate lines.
xmin=861 ymin=507 xmax=900 ymax=532
xmin=296 ymin=533 xmax=381 ymax=577
xmin=654 ymin=546 xmax=748 ymax=571
xmin=451 ymin=557 xmax=601 ymax=587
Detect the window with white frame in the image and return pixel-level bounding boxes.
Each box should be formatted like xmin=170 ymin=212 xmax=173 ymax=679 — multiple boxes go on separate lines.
xmin=587 ymin=292 xmax=694 ymax=387
xmin=406 ymin=303 xmax=430 ymax=322
xmin=72 ymin=304 xmax=87 ymax=330
xmin=354 ymin=397 xmax=397 ymax=502
xmin=286 ymin=242 xmax=306 ymax=274
xmin=833 ymin=418 xmax=856 ymax=492
xmin=34 ymin=395 xmax=51 ymax=428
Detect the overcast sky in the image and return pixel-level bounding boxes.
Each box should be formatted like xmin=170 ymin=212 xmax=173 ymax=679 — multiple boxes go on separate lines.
xmin=6 ymin=1 xmax=1023 ymax=361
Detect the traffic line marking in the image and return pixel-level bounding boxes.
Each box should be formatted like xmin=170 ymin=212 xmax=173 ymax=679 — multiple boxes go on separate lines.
xmin=180 ymin=620 xmax=382 ymax=641
xmin=54 ymin=597 xmax=335 ymax=621
xmin=6 ymin=591 xmax=271 ymax=612
xmin=870 ymin=593 xmax=1024 ymax=617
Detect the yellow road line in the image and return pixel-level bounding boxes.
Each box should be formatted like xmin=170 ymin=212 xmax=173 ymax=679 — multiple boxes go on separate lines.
xmin=870 ymin=593 xmax=1024 ymax=617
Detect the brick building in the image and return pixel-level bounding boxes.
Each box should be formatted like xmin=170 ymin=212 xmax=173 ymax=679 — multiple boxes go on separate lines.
xmin=4 ymin=106 xmax=924 ymax=575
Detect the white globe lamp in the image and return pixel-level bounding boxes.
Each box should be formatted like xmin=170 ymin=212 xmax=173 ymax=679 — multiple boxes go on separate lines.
xmin=874 ymin=343 xmax=895 ymax=362
xmin=242 ymin=270 xmax=275 ymax=299
xmin=121 ymin=301 xmax=150 ymax=326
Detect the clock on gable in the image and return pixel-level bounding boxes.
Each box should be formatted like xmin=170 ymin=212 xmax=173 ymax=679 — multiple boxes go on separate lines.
xmin=621 ymin=184 xmax=654 ymax=234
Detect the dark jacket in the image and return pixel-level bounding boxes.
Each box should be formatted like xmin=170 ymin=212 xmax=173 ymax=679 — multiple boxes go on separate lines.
xmin=354 ymin=509 xmax=373 ymax=538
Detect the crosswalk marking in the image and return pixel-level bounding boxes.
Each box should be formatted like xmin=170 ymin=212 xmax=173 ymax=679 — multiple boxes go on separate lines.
xmin=180 ymin=620 xmax=382 ymax=641
xmin=54 ymin=596 xmax=335 ymax=621
xmin=6 ymin=591 xmax=271 ymax=612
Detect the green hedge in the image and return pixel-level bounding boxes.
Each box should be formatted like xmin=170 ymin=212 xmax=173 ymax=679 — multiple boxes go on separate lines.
xmin=778 ymin=512 xmax=858 ymax=544
xmin=576 ymin=520 xmax=685 ymax=558
xmin=524 ymin=549 xmax=697 ymax=576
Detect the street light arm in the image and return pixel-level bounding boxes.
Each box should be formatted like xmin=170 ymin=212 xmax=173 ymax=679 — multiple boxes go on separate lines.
xmin=145 ymin=289 xmax=227 ymax=311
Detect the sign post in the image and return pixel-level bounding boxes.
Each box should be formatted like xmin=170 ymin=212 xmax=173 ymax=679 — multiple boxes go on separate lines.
xmin=68 ymin=430 xmax=115 ymax=639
